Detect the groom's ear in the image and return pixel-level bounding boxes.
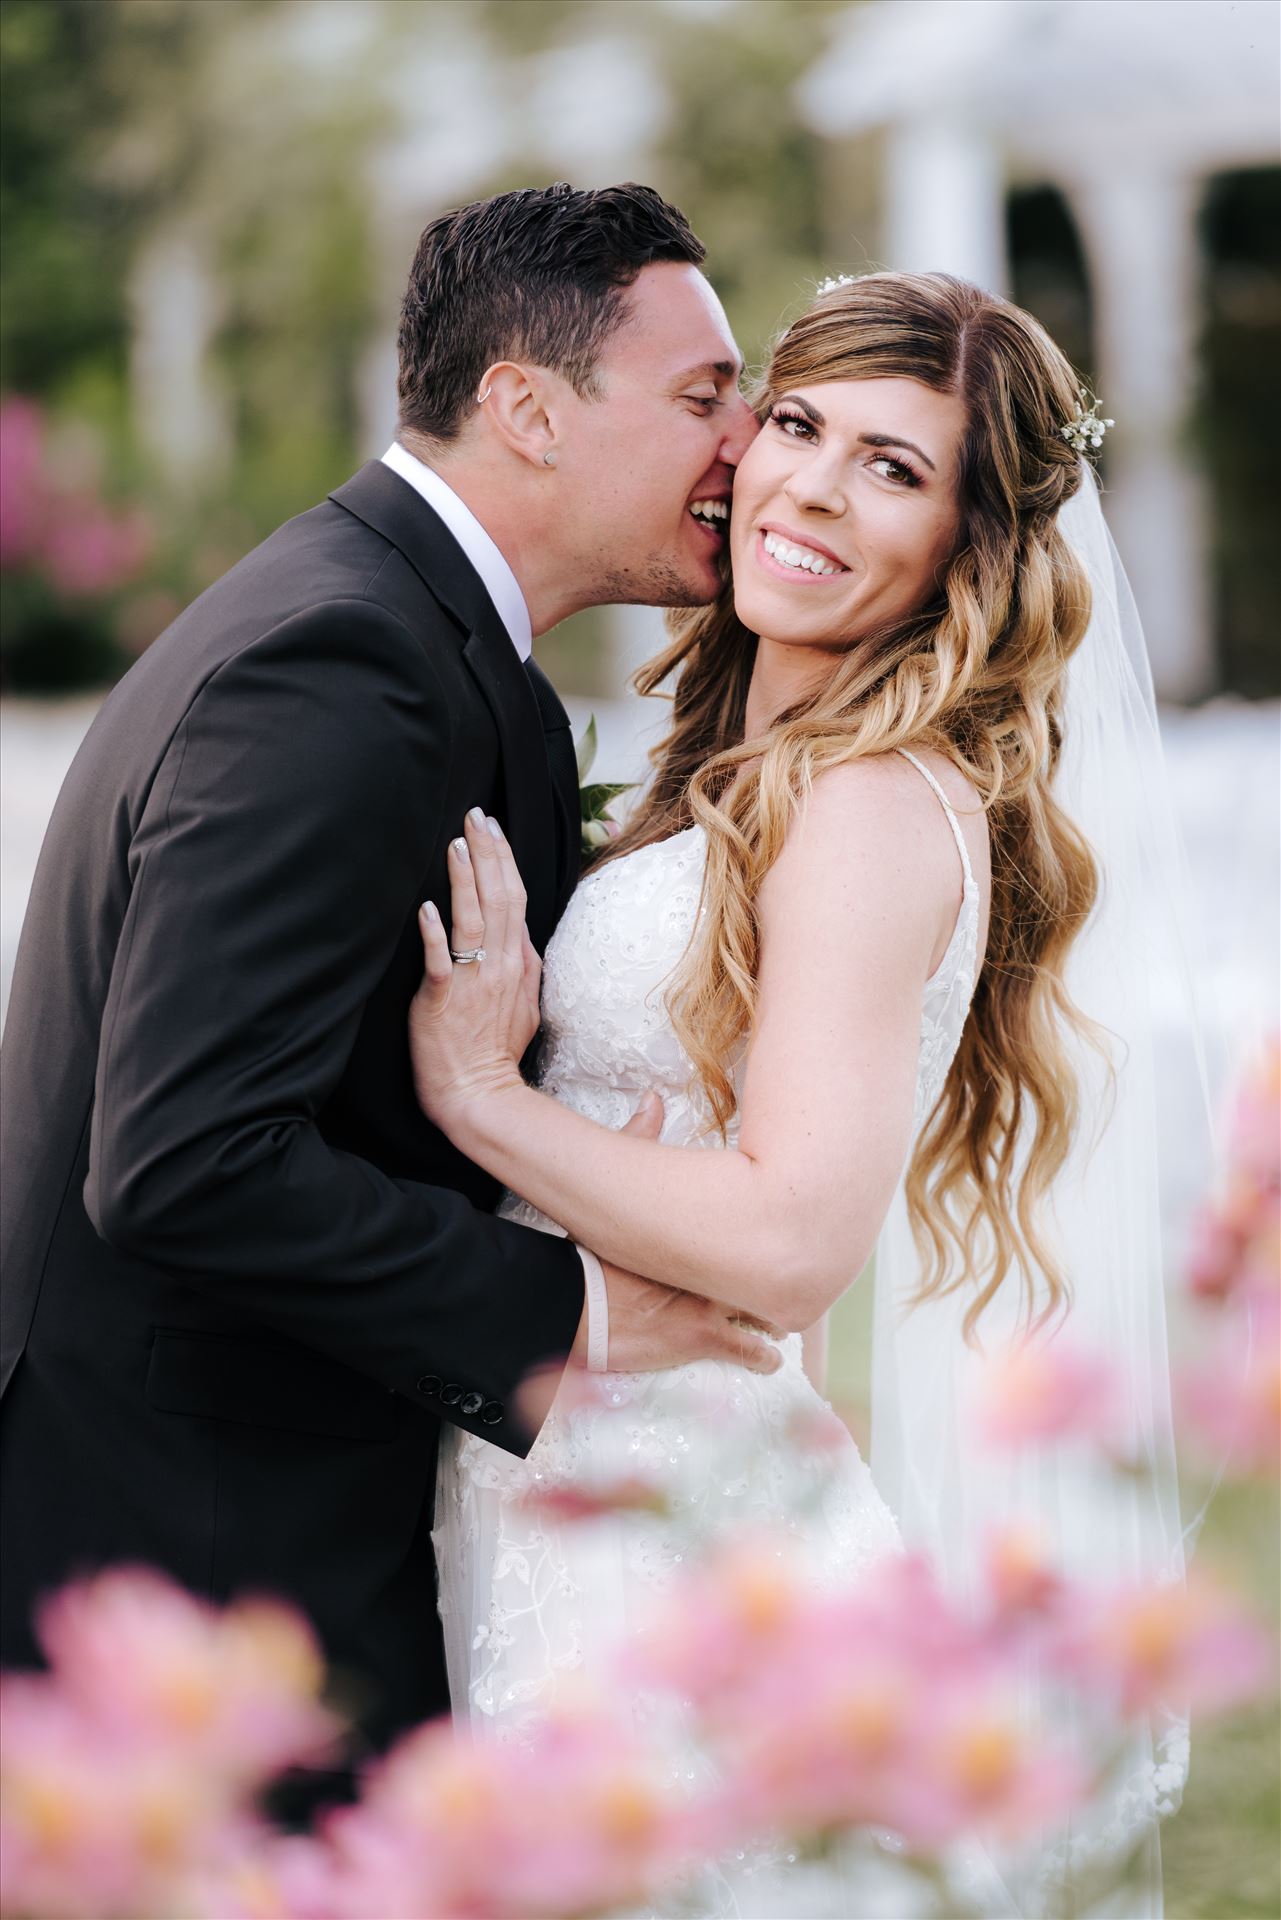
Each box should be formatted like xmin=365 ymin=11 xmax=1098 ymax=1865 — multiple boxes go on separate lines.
xmin=477 ymin=361 xmax=560 ymax=471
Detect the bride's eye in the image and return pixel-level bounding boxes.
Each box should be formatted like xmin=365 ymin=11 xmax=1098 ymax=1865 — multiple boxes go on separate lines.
xmin=768 ymin=406 xmax=816 ymax=440
xmin=868 ymin=453 xmax=923 ymax=488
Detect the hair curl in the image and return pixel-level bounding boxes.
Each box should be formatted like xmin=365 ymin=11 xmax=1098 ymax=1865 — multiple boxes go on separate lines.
xmin=599 ymin=271 xmax=1103 ymax=1338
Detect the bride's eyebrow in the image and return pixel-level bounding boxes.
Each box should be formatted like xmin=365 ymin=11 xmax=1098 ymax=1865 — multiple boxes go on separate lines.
xmin=773 ymin=395 xmax=938 ymax=472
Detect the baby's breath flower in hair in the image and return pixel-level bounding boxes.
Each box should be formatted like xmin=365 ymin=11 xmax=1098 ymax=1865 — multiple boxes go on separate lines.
xmin=1060 ymin=387 xmax=1115 ymax=454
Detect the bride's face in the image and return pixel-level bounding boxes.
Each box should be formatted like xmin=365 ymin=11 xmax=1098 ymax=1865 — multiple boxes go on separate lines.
xmin=729 ymin=375 xmax=966 ymax=654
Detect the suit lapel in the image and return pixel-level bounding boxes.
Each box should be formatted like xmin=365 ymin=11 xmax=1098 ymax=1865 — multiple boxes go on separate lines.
xmin=330 ymin=463 xmax=559 ymax=951
xmin=459 ymin=611 xmax=557 ymax=953
xmin=524 ymin=658 xmax=582 ymax=921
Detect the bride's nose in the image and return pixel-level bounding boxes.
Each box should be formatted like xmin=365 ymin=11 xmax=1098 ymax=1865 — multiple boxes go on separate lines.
xmin=782 ymin=457 xmax=846 ymax=518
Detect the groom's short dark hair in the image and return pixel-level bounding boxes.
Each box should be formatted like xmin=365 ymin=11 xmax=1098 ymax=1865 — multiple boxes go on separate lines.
xmin=396 ymin=181 xmax=706 ymax=443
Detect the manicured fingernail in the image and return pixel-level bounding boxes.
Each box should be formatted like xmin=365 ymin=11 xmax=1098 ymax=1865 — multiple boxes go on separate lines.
xmin=467 ymin=806 xmax=486 ymax=828
xmin=486 ymin=816 xmax=504 ymax=839
xmin=421 ymin=900 xmax=438 ymax=922
xmin=452 ymin=837 xmax=469 ymax=861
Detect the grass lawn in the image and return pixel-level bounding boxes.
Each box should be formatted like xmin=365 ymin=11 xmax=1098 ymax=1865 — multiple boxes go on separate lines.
xmin=826 ymin=1278 xmax=1280 ymax=1920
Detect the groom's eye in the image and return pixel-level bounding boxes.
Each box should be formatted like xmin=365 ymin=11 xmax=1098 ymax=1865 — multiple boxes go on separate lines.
xmin=684 ymin=393 xmax=722 ymax=413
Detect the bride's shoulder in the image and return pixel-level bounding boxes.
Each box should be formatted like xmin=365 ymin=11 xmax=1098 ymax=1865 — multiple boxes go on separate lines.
xmin=782 ymin=751 xmax=989 ymax=894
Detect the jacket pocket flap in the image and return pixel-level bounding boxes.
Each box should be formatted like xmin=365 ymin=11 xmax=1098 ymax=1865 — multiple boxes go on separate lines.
xmin=146 ymin=1329 xmax=402 ymax=1442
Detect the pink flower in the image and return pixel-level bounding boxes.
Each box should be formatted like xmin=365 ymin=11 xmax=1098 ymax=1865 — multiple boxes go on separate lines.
xmin=0 ymin=394 xmax=151 ymax=595
xmin=984 ymin=1524 xmax=1066 ymax=1619
xmin=35 ymin=1568 xmax=341 ymax=1784
xmin=0 ymin=397 xmax=49 ymax=566
xmin=1055 ymin=1575 xmax=1274 ymax=1720
xmin=39 ymin=501 xmax=151 ymax=597
xmin=973 ymin=1335 xmax=1122 ymax=1451
xmin=0 ymin=1675 xmax=260 ymax=1920
xmin=1179 ymin=1308 xmax=1281 ymax=1477
xmin=327 ymin=1707 xmax=706 ymax=1918
xmin=518 ymin=1472 xmax=670 ymax=1522
xmin=628 ymin=1534 xmax=812 ymax=1709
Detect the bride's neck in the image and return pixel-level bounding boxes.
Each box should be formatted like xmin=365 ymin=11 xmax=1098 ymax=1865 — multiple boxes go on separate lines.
xmin=743 ymin=635 xmax=840 ymax=738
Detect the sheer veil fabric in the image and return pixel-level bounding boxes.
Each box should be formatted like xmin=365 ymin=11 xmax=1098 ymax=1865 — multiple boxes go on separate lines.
xmin=871 ymin=463 xmax=1215 ymax=1916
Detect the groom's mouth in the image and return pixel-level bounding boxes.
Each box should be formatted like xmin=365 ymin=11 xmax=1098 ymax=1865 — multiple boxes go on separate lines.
xmin=688 ymin=497 xmax=730 ymax=547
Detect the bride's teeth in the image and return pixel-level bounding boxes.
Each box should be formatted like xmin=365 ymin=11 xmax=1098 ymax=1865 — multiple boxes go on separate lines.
xmin=762 ymin=530 xmax=839 ymax=575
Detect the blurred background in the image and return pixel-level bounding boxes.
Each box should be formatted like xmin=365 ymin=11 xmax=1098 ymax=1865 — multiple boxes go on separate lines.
xmin=1 ymin=2 xmax=1277 ymax=1910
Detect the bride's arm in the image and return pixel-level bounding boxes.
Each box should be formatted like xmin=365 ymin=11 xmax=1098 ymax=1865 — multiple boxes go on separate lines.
xmin=412 ymin=763 xmax=951 ymax=1331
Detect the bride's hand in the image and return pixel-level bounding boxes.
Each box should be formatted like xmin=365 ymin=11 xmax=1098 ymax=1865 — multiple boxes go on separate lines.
xmin=409 ymin=809 xmax=541 ymax=1133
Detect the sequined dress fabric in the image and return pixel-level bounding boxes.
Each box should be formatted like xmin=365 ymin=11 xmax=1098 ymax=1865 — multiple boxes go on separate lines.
xmin=432 ymin=755 xmax=982 ymax=1916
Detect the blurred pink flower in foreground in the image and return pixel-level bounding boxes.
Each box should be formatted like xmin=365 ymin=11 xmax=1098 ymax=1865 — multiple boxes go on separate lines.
xmin=1179 ymin=1303 xmax=1281 ymax=1477
xmin=1 ymin=1570 xmax=340 ymax=1920
xmin=973 ymin=1335 xmax=1122 ymax=1451
xmin=268 ymin=1710 xmax=708 ymax=1920
xmin=0 ymin=396 xmax=151 ymax=595
xmin=984 ymin=1524 xmax=1067 ymax=1620
xmin=1054 ymin=1573 xmax=1274 ymax=1720
xmin=1188 ymin=1039 xmax=1280 ymax=1309
xmin=0 ymin=1677 xmax=262 ymax=1920
xmin=633 ymin=1545 xmax=1089 ymax=1855
xmin=1181 ymin=1040 xmax=1280 ymax=1475
xmin=36 ymin=1567 xmax=341 ymax=1784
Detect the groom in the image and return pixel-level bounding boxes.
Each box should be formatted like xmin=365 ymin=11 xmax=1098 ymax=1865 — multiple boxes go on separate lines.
xmin=0 ymin=183 xmax=765 ymax=1781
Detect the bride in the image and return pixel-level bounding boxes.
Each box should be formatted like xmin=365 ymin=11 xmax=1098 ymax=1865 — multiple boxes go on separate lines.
xmin=407 ymin=271 xmax=1187 ymax=1915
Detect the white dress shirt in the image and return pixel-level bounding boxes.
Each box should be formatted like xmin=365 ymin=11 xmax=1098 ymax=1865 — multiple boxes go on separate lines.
xmin=381 ymin=441 xmax=531 ymax=660
xmin=381 ymin=441 xmax=609 ymax=1371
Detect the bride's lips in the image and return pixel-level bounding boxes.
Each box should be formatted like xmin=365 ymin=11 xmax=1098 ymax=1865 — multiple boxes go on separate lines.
xmin=754 ymin=524 xmax=850 ymax=584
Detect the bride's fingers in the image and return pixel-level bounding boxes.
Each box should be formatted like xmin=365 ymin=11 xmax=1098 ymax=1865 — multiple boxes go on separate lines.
xmin=463 ymin=808 xmax=510 ymax=954
xmin=485 ymin=816 xmax=528 ymax=923
xmin=417 ymin=901 xmax=453 ymax=1002
xmin=447 ymin=833 xmax=486 ymax=955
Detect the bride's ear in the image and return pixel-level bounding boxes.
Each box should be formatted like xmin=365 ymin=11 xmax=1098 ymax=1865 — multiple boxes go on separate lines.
xmin=476 ymin=362 xmax=560 ymax=471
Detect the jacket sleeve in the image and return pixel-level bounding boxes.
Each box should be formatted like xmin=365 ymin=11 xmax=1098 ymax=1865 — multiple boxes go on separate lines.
xmin=86 ymin=599 xmax=583 ymax=1455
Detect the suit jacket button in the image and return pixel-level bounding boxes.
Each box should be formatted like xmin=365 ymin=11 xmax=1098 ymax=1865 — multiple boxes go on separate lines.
xmin=480 ymin=1401 xmax=504 ymax=1426
xmin=417 ymin=1375 xmax=442 ymax=1396
xmin=439 ymin=1382 xmax=463 ymax=1405
xmin=460 ymin=1391 xmax=484 ymax=1416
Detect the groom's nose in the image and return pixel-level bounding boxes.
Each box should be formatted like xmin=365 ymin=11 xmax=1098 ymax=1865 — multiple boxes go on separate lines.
xmin=719 ymin=393 xmax=760 ymax=468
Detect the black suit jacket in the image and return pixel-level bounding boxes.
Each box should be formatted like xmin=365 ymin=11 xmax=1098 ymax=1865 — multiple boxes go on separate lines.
xmin=0 ymin=461 xmax=585 ymax=1762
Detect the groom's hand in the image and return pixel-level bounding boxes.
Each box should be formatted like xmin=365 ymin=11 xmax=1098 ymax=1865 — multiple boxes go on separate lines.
xmin=585 ymin=1260 xmax=786 ymax=1377
xmin=570 ymin=1091 xmax=784 ymax=1380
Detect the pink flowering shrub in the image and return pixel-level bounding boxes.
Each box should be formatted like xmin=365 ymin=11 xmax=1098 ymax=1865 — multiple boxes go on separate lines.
xmin=0 ymin=396 xmax=152 ymax=690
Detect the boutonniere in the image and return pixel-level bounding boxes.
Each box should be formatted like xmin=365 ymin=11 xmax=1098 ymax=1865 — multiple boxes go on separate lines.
xmin=576 ymin=715 xmax=634 ymax=854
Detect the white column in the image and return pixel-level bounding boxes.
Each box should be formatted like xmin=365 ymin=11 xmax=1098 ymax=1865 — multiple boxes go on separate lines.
xmin=1068 ymin=172 xmax=1212 ymax=702
xmin=883 ymin=116 xmax=1008 ymax=295
xmin=128 ymin=228 xmax=229 ymax=489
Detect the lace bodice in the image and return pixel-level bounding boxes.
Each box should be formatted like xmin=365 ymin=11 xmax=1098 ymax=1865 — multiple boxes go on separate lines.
xmin=535 ymin=746 xmax=980 ymax=1146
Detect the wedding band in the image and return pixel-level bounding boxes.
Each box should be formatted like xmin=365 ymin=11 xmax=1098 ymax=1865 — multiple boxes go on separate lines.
xmin=449 ymin=946 xmax=486 ymax=965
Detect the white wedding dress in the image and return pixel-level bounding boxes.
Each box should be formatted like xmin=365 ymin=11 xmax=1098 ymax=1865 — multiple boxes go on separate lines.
xmin=433 ymin=750 xmax=986 ymax=1916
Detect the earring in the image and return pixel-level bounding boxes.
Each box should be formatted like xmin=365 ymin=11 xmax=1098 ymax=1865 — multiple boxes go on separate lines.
xmin=476 ymin=382 xmax=492 ymax=404
xmin=543 ymin=449 xmax=558 ymax=468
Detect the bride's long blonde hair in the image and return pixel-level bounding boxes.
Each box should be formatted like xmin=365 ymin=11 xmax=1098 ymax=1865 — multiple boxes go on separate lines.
xmin=600 ymin=271 xmax=1102 ymax=1337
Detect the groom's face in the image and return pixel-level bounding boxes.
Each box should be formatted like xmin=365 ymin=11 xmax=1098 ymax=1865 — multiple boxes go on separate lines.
xmin=559 ymin=263 xmax=757 ymax=607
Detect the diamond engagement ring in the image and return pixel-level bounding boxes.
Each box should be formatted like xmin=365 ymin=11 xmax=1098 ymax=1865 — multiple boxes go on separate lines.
xmin=449 ymin=946 xmax=486 ymax=965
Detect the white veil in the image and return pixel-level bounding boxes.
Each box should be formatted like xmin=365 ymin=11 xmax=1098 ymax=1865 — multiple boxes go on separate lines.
xmin=870 ymin=463 xmax=1215 ymax=1917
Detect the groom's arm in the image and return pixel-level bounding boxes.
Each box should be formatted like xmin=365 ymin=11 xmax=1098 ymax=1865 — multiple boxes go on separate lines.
xmin=86 ymin=599 xmax=583 ymax=1456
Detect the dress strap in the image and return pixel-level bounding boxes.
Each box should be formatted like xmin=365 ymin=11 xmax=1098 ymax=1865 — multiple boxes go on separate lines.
xmin=894 ymin=748 xmax=976 ymax=891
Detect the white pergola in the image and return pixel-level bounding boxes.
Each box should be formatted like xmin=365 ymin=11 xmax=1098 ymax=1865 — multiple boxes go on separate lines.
xmin=798 ymin=0 xmax=1280 ymax=701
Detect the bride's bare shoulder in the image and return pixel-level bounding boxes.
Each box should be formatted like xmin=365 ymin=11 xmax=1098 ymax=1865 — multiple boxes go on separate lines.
xmin=784 ymin=750 xmax=990 ymax=897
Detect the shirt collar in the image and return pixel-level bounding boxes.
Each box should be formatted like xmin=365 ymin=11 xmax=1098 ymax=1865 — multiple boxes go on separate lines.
xmin=380 ymin=440 xmax=532 ymax=661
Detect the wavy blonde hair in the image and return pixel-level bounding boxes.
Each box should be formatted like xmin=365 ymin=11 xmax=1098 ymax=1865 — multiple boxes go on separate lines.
xmin=599 ymin=271 xmax=1103 ymax=1338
